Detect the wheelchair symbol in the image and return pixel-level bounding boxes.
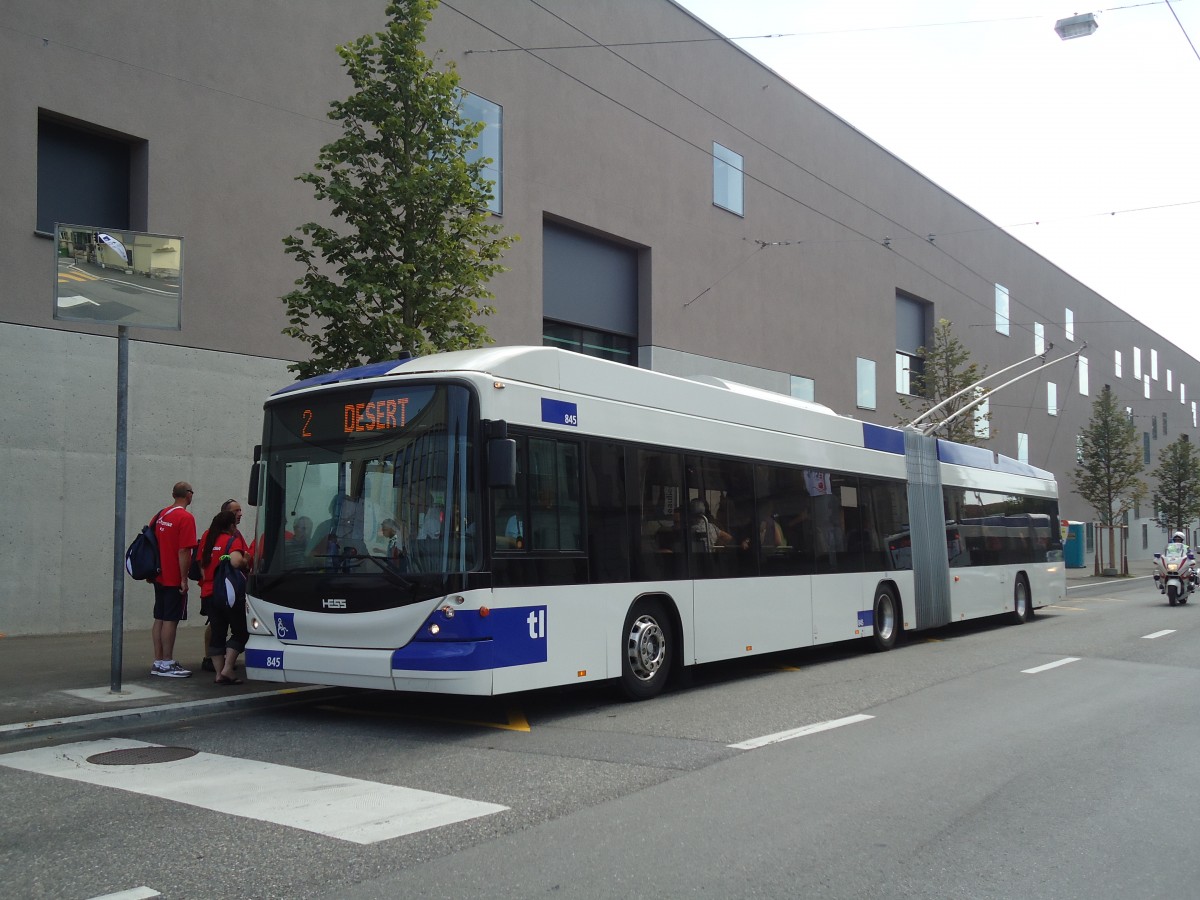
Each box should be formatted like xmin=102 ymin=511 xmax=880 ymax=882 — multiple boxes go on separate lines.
xmin=276 ymin=618 xmax=291 ymax=639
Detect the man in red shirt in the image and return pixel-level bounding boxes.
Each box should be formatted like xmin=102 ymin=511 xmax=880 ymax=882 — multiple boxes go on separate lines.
xmin=152 ymin=481 xmax=198 ymax=677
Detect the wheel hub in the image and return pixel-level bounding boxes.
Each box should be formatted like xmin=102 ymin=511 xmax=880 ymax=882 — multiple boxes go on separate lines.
xmin=627 ymin=615 xmax=666 ymax=681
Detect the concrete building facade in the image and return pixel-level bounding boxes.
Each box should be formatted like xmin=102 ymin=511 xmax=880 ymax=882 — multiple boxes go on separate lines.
xmin=2 ymin=0 xmax=1192 ymax=634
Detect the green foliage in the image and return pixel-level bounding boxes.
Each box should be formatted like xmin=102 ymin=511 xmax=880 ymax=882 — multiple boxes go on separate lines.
xmin=1072 ymin=385 xmax=1146 ymax=526
xmin=1151 ymin=435 xmax=1200 ymax=535
xmin=282 ymin=0 xmax=518 ymax=378
xmin=896 ymin=318 xmax=991 ymax=445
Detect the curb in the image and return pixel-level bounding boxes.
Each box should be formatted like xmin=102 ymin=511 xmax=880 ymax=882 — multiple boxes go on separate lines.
xmin=0 ymin=685 xmax=339 ymax=752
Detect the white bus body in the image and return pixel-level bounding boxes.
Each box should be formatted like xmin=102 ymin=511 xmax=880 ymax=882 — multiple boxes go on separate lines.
xmin=244 ymin=347 xmax=1064 ymax=698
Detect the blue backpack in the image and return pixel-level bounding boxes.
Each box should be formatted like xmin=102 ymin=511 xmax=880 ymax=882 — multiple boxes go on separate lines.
xmin=125 ymin=507 xmax=168 ymax=582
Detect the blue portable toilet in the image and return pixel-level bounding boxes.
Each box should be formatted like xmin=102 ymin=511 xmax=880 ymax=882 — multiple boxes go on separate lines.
xmin=1064 ymin=521 xmax=1086 ymax=568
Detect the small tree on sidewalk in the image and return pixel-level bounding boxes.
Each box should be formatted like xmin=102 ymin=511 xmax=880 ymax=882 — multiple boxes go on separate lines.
xmin=896 ymin=318 xmax=992 ymax=445
xmin=282 ymin=0 xmax=517 ymax=378
xmin=1073 ymin=385 xmax=1146 ymax=565
xmin=1150 ymin=435 xmax=1200 ymax=539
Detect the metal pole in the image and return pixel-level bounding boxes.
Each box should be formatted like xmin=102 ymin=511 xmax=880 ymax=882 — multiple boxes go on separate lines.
xmin=111 ymin=325 xmax=129 ymax=693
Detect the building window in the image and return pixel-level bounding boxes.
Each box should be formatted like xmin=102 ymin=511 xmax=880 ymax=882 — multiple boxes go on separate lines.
xmin=1168 ymin=370 xmax=1174 ymax=392
xmin=461 ymin=92 xmax=502 ymax=215
xmin=1076 ymin=434 xmax=1084 ymax=463
xmin=974 ymin=390 xmax=990 ymax=439
xmin=1079 ymin=357 xmax=1089 ymax=395
xmin=1134 ymin=347 xmax=1142 ymax=380
xmin=1151 ymin=349 xmax=1159 ymax=380
xmin=790 ymin=375 xmax=815 ymax=402
xmin=895 ymin=295 xmax=929 ymax=395
xmin=995 ymin=284 xmax=1010 ymax=336
xmin=1017 ymin=432 xmax=1028 ymax=464
xmin=1163 ymin=412 xmax=1168 ymax=436
xmin=1152 ymin=415 xmax=1157 ymax=440
xmin=1034 ymin=322 xmax=1045 ymax=356
xmin=1065 ymin=307 xmax=1074 ymax=342
xmin=1193 ymin=402 xmax=1197 ymax=428
xmin=1047 ymin=383 xmax=1057 ymax=416
xmin=1144 ymin=432 xmax=1151 ymax=464
xmin=856 ymin=357 xmax=876 ymax=410
xmin=37 ymin=113 xmax=145 ymax=235
xmin=1086 ymin=522 xmax=1094 ymax=551
xmin=1144 ymin=374 xmax=1151 ymax=399
xmin=712 ymin=142 xmax=744 ymax=216
xmin=1115 ymin=350 xmax=1122 ymax=378
xmin=542 ymin=221 xmax=639 ymax=366
xmin=543 ymin=321 xmax=635 ymax=365
xmin=1183 ymin=384 xmax=1187 ymax=405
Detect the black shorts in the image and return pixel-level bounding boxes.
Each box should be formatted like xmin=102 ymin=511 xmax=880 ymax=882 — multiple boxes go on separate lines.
xmin=153 ymin=584 xmax=188 ymax=622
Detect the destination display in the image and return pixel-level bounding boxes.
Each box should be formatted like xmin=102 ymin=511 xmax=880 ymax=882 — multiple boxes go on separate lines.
xmin=280 ymin=385 xmax=438 ymax=444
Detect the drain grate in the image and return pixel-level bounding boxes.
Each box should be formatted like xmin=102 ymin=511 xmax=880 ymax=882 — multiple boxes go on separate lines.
xmin=87 ymin=746 xmax=198 ymax=766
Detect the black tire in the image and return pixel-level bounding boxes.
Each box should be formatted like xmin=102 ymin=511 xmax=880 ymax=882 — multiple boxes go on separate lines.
xmin=868 ymin=585 xmax=899 ymax=652
xmin=619 ymin=600 xmax=673 ymax=701
xmin=1012 ymin=576 xmax=1031 ymax=624
xmin=1168 ymin=584 xmax=1179 ymax=606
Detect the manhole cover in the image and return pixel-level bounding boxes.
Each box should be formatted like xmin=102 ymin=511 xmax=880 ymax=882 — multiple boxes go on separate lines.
xmin=87 ymin=746 xmax=198 ymax=766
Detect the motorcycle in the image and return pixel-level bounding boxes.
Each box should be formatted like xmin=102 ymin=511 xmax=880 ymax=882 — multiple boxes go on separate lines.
xmin=1153 ymin=543 xmax=1196 ymax=606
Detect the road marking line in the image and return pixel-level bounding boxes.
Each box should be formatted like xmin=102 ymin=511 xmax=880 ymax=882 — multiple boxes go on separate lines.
xmin=728 ymin=713 xmax=874 ymax=750
xmin=1022 ymin=657 xmax=1081 ymax=674
xmin=0 ymin=738 xmax=506 ymax=844
xmin=1142 ymin=629 xmax=1176 ymax=640
xmin=1045 ymin=604 xmax=1086 ymax=612
xmin=87 ymin=888 xmax=160 ymax=900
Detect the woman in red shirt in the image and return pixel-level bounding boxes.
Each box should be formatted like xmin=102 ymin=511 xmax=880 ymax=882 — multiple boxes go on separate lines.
xmin=197 ymin=510 xmax=250 ymax=684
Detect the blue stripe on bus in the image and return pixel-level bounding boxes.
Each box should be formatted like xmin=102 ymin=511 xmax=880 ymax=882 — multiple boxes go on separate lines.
xmin=394 ymin=605 xmax=548 ymax=671
xmin=936 ymin=440 xmax=1051 ymax=479
xmin=862 ymin=422 xmax=905 ymax=454
xmin=271 ymin=358 xmax=415 ymax=396
xmin=857 ymin=609 xmax=874 ymax=628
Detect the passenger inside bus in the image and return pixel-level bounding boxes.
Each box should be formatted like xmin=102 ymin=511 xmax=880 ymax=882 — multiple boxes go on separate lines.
xmin=689 ymin=497 xmax=735 ymax=552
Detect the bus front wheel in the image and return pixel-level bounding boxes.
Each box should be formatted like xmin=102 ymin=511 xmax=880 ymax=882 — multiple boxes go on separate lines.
xmin=868 ymin=586 xmax=899 ymax=652
xmin=1012 ymin=576 xmax=1031 ymax=623
xmin=620 ymin=600 xmax=673 ymax=701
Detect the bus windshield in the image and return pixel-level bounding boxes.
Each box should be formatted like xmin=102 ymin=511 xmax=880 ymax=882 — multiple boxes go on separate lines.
xmin=253 ymin=382 xmax=479 ymax=601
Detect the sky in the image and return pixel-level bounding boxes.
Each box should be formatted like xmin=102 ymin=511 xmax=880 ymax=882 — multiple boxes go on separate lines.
xmin=674 ymin=0 xmax=1200 ymax=362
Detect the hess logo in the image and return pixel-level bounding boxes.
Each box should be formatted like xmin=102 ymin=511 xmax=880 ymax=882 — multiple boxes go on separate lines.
xmin=322 ymin=598 xmax=348 ymax=610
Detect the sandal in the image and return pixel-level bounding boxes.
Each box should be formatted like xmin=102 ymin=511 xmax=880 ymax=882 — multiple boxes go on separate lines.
xmin=214 ymin=675 xmax=244 ymax=685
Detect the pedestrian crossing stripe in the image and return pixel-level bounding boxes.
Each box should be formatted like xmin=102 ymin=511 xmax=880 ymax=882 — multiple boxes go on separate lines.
xmin=0 ymin=738 xmax=507 ymax=844
xmin=58 ymin=271 xmax=99 ymax=282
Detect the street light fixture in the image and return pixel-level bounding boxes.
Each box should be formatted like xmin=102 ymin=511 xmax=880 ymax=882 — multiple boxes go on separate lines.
xmin=1055 ymin=13 xmax=1099 ymax=40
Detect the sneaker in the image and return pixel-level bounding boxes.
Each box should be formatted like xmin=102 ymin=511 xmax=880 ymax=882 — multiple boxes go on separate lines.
xmin=201 ymin=658 xmax=216 ymax=672
xmin=151 ymin=662 xmax=192 ymax=678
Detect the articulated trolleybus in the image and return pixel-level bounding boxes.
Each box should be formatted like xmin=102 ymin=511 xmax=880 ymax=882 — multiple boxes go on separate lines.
xmin=244 ymin=346 xmax=1065 ymax=700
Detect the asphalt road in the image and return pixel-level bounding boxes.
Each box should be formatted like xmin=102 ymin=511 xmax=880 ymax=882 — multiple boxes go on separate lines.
xmin=3 ymin=576 xmax=1198 ymax=900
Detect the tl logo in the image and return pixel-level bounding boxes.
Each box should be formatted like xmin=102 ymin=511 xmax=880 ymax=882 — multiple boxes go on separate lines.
xmin=526 ymin=607 xmax=547 ymax=640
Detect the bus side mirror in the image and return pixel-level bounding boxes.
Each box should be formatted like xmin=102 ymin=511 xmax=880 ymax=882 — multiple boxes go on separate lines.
xmin=488 ymin=438 xmax=517 ymax=488
xmin=247 ymin=444 xmax=262 ymax=507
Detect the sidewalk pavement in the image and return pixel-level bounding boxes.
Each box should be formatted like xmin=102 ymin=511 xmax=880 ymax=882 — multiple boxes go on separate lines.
xmin=0 ymin=629 xmax=330 ymax=749
xmin=0 ymin=567 xmax=1129 ymax=749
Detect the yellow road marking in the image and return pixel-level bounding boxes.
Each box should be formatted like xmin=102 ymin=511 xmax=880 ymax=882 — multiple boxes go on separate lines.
xmin=315 ymin=704 xmax=530 ymax=732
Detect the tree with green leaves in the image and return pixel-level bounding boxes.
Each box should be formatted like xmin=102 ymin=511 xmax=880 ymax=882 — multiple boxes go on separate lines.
xmin=1073 ymin=385 xmax=1146 ymax=567
xmin=896 ymin=318 xmax=991 ymax=445
xmin=282 ymin=0 xmax=517 ymax=378
xmin=1150 ymin=435 xmax=1200 ymax=537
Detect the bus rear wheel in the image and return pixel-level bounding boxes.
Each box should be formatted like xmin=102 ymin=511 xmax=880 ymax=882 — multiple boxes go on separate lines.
xmin=868 ymin=586 xmax=899 ymax=652
xmin=620 ymin=600 xmax=673 ymax=701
